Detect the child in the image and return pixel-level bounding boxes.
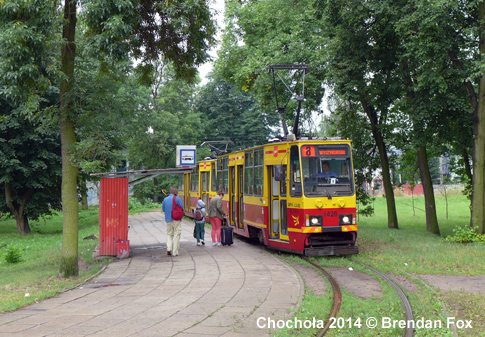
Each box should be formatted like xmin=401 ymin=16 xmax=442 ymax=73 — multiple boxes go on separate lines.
xmin=194 ymin=199 xmax=206 ymax=246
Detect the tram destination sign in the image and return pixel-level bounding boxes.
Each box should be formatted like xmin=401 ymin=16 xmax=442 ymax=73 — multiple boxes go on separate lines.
xmin=301 ymin=145 xmax=348 ymax=157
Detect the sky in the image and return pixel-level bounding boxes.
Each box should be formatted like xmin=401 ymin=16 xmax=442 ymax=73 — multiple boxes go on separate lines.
xmin=198 ymin=0 xmax=225 ymax=85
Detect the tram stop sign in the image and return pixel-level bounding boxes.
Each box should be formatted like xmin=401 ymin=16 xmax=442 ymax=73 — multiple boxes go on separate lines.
xmin=176 ymin=145 xmax=196 ymax=167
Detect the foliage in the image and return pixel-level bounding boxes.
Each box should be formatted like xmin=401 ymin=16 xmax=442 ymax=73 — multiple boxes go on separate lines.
xmin=0 ymin=207 xmax=104 ymax=313
xmin=0 ymin=105 xmax=62 ymax=232
xmin=217 ymin=0 xmax=326 ymax=136
xmin=0 ymin=0 xmax=59 ymax=106
xmin=444 ymin=226 xmax=485 ymax=244
xmin=128 ymin=196 xmax=160 ymax=214
xmin=82 ymin=0 xmax=216 ymax=82
xmin=3 ymin=245 xmax=22 ymax=264
xmin=195 ymin=75 xmax=278 ymax=149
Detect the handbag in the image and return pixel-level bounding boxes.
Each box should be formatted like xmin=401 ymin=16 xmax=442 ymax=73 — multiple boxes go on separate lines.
xmin=193 ymin=224 xmax=197 ymax=239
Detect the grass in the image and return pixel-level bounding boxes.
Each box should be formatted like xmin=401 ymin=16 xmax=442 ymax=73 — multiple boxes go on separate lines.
xmin=275 ymin=194 xmax=485 ymax=337
xmin=355 ymin=195 xmax=484 ymax=275
xmin=0 ymin=197 xmax=162 ymax=313
xmin=0 ymin=207 xmax=107 ymax=313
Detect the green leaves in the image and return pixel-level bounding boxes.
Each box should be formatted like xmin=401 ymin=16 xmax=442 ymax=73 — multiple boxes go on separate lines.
xmin=0 ymin=0 xmax=57 ymax=104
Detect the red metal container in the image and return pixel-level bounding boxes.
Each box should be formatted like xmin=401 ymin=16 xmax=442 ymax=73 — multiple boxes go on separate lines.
xmin=99 ymin=177 xmax=129 ymax=256
xmin=115 ymin=240 xmax=130 ymax=259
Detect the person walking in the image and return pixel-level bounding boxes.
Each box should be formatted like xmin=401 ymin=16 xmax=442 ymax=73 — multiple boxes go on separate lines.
xmin=208 ymin=189 xmax=226 ymax=246
xmin=162 ymin=186 xmax=184 ymax=256
xmin=194 ymin=199 xmax=206 ymax=246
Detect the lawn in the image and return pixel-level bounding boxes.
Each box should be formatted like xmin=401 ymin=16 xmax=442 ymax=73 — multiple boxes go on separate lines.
xmin=355 ymin=194 xmax=484 ymax=276
xmin=277 ymin=194 xmax=485 ymax=337
xmin=0 ymin=207 xmax=105 ymax=313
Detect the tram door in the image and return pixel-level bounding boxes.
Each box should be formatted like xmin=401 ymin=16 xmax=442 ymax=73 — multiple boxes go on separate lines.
xmin=269 ymin=166 xmax=288 ymax=240
xmin=229 ymin=166 xmax=236 ymax=226
xmin=184 ymin=174 xmax=191 ymax=211
xmin=236 ymin=165 xmax=244 ymax=229
xmin=201 ymin=172 xmax=209 ymax=209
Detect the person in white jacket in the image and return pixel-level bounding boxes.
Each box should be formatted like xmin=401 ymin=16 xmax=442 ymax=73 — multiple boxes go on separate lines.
xmin=194 ymin=199 xmax=206 ymax=246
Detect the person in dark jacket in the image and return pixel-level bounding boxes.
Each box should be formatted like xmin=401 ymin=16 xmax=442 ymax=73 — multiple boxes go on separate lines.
xmin=208 ymin=189 xmax=226 ymax=246
xmin=162 ymin=186 xmax=184 ymax=256
xmin=194 ymin=199 xmax=206 ymax=246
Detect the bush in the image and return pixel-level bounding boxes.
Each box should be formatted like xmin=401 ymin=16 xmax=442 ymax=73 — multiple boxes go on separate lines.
xmin=4 ymin=245 xmax=22 ymax=264
xmin=444 ymin=226 xmax=485 ymax=244
xmin=128 ymin=196 xmax=160 ymax=214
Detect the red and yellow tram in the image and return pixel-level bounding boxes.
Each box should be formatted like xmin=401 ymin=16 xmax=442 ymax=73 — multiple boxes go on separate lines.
xmin=178 ymin=137 xmax=358 ymax=256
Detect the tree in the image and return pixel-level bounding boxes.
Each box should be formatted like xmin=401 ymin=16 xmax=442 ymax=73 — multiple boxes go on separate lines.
xmin=1 ymin=0 xmax=216 ymax=277
xmin=195 ymin=75 xmax=278 ymax=149
xmin=218 ymin=0 xmax=326 ymax=135
xmin=315 ymin=0 xmax=402 ymax=229
xmin=0 ymin=105 xmax=62 ymax=234
xmin=126 ymin=60 xmax=201 ymax=201
xmin=473 ymin=2 xmax=485 ymax=235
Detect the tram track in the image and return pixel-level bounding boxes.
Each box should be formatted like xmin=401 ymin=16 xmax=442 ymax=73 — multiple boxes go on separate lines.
xmin=300 ymin=258 xmax=414 ymax=337
xmin=302 ymin=258 xmax=342 ymax=336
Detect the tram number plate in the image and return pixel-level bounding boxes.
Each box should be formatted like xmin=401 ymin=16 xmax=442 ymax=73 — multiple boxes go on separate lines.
xmin=288 ymin=203 xmax=301 ymax=208
xmin=323 ymin=211 xmax=337 ymax=217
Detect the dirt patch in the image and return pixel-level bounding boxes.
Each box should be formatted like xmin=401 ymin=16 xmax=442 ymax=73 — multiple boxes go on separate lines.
xmin=326 ymin=267 xmax=383 ymax=299
xmin=292 ymin=263 xmax=327 ymax=296
xmin=385 ymin=273 xmax=419 ymax=294
xmin=293 ymin=262 xmax=485 ymax=301
xmin=417 ymin=275 xmax=485 ymax=295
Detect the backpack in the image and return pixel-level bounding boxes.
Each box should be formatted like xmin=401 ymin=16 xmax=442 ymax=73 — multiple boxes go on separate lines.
xmin=171 ymin=195 xmax=184 ymax=220
xmin=194 ymin=208 xmax=203 ymax=221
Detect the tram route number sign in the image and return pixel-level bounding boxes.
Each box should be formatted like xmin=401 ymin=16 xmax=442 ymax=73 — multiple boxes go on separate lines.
xmin=301 ymin=145 xmax=347 ymax=157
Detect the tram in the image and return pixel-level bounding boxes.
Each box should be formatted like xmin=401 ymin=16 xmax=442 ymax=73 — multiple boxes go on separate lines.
xmin=178 ymin=136 xmax=359 ymax=256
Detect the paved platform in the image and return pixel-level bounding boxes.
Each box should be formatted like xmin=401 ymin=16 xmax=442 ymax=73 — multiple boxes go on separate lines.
xmin=0 ymin=211 xmax=304 ymax=336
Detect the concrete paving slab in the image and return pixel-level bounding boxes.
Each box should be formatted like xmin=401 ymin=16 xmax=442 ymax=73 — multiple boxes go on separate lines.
xmin=0 ymin=211 xmax=303 ymax=336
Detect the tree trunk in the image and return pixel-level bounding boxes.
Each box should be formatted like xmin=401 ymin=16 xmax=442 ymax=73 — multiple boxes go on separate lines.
xmin=5 ymin=184 xmax=33 ymax=234
xmin=360 ymin=97 xmax=399 ymax=229
xmin=471 ymin=2 xmax=485 ymax=235
xmin=416 ymin=147 xmax=440 ymax=235
xmin=59 ymin=0 xmax=79 ymax=278
xmin=462 ymin=149 xmax=472 ymax=182
xmin=80 ymin=178 xmax=88 ymax=210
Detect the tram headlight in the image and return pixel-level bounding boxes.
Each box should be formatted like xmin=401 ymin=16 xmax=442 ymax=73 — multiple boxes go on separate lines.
xmin=339 ymin=214 xmax=352 ymax=226
xmin=306 ymin=215 xmax=322 ymax=226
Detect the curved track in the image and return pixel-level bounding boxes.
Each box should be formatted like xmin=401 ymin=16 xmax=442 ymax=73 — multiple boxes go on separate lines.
xmin=357 ymin=262 xmax=414 ymax=337
xmin=303 ymin=259 xmax=342 ymax=336
xmin=303 ymin=258 xmax=414 ymax=337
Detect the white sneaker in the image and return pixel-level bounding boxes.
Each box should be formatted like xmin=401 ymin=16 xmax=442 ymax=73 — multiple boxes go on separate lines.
xmin=217 ymin=242 xmax=221 ymax=246
xmin=212 ymin=242 xmax=216 ymax=246
xmin=201 ymin=240 xmax=205 ymax=245
xmin=197 ymin=242 xmax=201 ymax=246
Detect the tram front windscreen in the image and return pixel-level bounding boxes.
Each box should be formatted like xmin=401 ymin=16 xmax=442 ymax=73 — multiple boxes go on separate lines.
xmin=300 ymin=144 xmax=354 ymax=197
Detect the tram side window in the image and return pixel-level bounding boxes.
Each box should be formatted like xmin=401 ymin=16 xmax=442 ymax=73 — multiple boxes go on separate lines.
xmin=290 ymin=145 xmax=302 ymax=197
xmin=216 ymin=158 xmax=229 ymax=192
xmin=223 ymin=157 xmax=229 ymax=194
xmin=217 ymin=158 xmax=223 ymax=191
xmin=202 ymin=172 xmax=209 ymax=192
xmin=191 ymin=166 xmax=199 ymax=192
xmin=244 ymin=151 xmax=254 ymax=195
xmin=254 ymin=150 xmax=263 ymax=196
xmin=178 ymin=174 xmax=183 ymax=191
xmin=211 ymin=163 xmax=218 ymax=191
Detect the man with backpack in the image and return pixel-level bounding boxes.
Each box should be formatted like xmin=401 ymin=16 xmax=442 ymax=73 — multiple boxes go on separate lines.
xmin=194 ymin=199 xmax=206 ymax=246
xmin=162 ymin=186 xmax=184 ymax=256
